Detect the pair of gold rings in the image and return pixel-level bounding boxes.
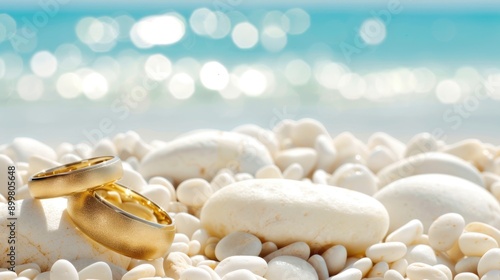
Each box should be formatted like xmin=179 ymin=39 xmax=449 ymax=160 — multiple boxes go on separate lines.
xmin=28 ymin=156 xmax=175 ymax=260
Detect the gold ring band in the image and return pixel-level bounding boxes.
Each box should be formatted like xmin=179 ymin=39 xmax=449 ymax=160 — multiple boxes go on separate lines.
xmin=66 ymin=182 xmax=175 ymax=260
xmin=29 ymin=156 xmax=123 ymax=199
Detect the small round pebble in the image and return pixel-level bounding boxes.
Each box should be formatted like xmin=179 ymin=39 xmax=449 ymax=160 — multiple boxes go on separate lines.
xmin=264 ymin=256 xmax=318 ymax=280
xmin=428 ymin=213 xmax=465 ymax=252
xmin=50 ymin=259 xmax=78 ymax=280
xmin=215 ymin=231 xmax=262 ymax=261
xmin=214 ymin=256 xmax=267 ymax=277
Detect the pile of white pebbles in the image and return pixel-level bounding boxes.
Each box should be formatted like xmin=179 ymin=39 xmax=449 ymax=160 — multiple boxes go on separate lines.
xmin=2 ymin=118 xmax=500 ymax=280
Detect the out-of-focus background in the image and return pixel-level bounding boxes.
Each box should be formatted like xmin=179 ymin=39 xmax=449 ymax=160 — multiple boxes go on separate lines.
xmin=1 ymin=0 xmax=500 ymax=146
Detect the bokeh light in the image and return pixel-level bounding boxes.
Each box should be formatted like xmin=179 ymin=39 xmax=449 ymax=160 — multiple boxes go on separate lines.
xmin=338 ymin=73 xmax=366 ymax=100
xmin=30 ymin=51 xmax=58 ymax=78
xmin=219 ymin=74 xmax=242 ymax=100
xmin=238 ymin=68 xmax=267 ymax=97
xmin=0 ymin=13 xmax=16 ymax=43
xmin=76 ymin=17 xmax=119 ymax=52
xmin=2 ymin=53 xmax=24 ymax=79
xmin=56 ymin=72 xmax=82 ymax=99
xmin=0 ymin=58 xmax=5 ymax=79
xmin=360 ymin=18 xmax=386 ymax=45
xmin=82 ymin=72 xmax=109 ymax=100
xmin=436 ymin=79 xmax=462 ymax=103
xmin=144 ymin=54 xmax=172 ymax=81
xmin=285 ymin=59 xmax=311 ymax=86
xmin=168 ymin=73 xmax=195 ymax=100
xmin=131 ymin=14 xmax=185 ymax=48
xmin=232 ymin=22 xmax=258 ymax=49
xmin=55 ymin=44 xmax=82 ymax=70
xmin=200 ymin=61 xmax=229 ymax=90
xmin=17 ymin=75 xmax=44 ymax=101
xmin=412 ymin=68 xmax=437 ymax=93
xmin=284 ymin=8 xmax=310 ymax=35
xmin=314 ymin=61 xmax=349 ymax=90
xmin=261 ymin=25 xmax=287 ymax=52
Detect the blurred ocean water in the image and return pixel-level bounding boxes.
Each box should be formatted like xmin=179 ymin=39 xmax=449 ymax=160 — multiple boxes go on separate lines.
xmin=1 ymin=0 xmax=500 ymax=145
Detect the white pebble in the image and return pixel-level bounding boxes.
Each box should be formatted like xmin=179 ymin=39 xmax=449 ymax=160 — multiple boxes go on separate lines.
xmin=77 ymin=261 xmax=112 ymax=280
xmin=383 ymin=269 xmax=405 ymax=280
xmin=214 ymin=256 xmax=267 ymax=277
xmin=377 ymin=152 xmax=484 ymax=187
xmin=308 ymin=255 xmax=328 ymax=280
xmin=175 ymin=213 xmax=201 ymax=240
xmin=404 ymin=133 xmax=438 ymax=157
xmin=221 ymin=269 xmax=258 ymax=280
xmin=368 ymin=132 xmax=405 ymax=159
xmin=455 ymin=256 xmax=481 ymax=274
xmin=133 ymin=139 xmax=152 ymax=160
xmin=329 ymin=268 xmax=362 ymax=280
xmin=374 ymin=174 xmax=500 ymax=232
xmin=405 ymin=244 xmax=437 ymax=265
xmin=406 ymin=262 xmax=448 ymax=280
xmin=343 ymin=257 xmax=372 ymax=277
xmin=322 ymin=245 xmax=347 ymax=276
xmin=365 ymin=242 xmax=407 ymax=263
xmin=275 ymin=148 xmax=318 ymax=176
xmin=117 ymin=168 xmax=148 ymax=192
xmin=74 ymin=143 xmax=92 ymax=158
xmin=180 ymin=267 xmax=212 ymax=280
xmin=201 ymin=179 xmax=389 ymax=255
xmin=163 ymin=252 xmax=193 ymax=279
xmin=265 ymin=256 xmax=318 ymax=280
xmin=263 ymin=241 xmax=310 ymax=262
xmin=27 ymin=155 xmax=60 ymax=178
xmin=232 ymin=124 xmax=279 ymax=156
xmin=188 ymin=240 xmax=201 ymax=256
xmin=58 ymin=153 xmax=82 ymax=164
xmin=0 ymin=271 xmax=16 ymax=280
xmin=177 ymin=178 xmax=213 ymax=208
xmin=441 ymin=139 xmax=483 ymax=163
xmin=211 ymin=173 xmax=236 ymax=192
xmin=312 ymin=169 xmax=330 ymax=185
xmin=434 ymin=264 xmax=453 ymax=280
xmin=192 ymin=229 xmax=210 ymax=250
xmin=18 ymin=268 xmax=40 ymax=279
xmin=260 ymin=242 xmax=278 ymax=257
xmin=140 ymin=184 xmax=172 ymax=211
xmin=169 ymin=242 xmax=190 ymax=254
xmin=390 ymin=258 xmax=408 ymax=276
xmin=50 ymin=259 xmax=78 ymax=280
xmin=282 ymin=163 xmax=304 ymax=180
xmin=429 ymin=213 xmax=466 ymax=252
xmin=368 ymin=262 xmax=389 ymax=278
xmin=122 ymin=264 xmax=156 ymax=280
xmin=385 ymin=219 xmax=424 ymax=245
xmin=198 ymin=265 xmax=222 ymax=280
xmin=139 ymin=131 xmax=273 ymax=183
xmin=328 ymin=163 xmax=378 ymax=195
xmin=91 ymin=138 xmax=118 ymax=157
xmin=3 ymin=137 xmax=57 ymax=162
xmin=459 ymin=232 xmax=498 ymax=257
xmin=55 ymin=142 xmax=74 ymax=157
xmin=465 ymin=222 xmax=500 ymax=246
xmin=367 ymin=145 xmax=398 ymax=174
xmin=149 ymin=177 xmax=177 ymax=202
xmin=477 ymin=248 xmax=500 ymax=277
xmin=129 ymin=258 xmax=165 ymax=277
xmin=290 ymin=118 xmax=329 ymax=148
xmin=455 ymin=272 xmax=480 ymax=280
xmin=255 ymin=165 xmax=282 ymax=179
xmin=314 ymin=134 xmax=337 ymax=172
xmin=481 ymin=270 xmax=500 ymax=280
xmin=215 ymin=232 xmax=262 ymax=261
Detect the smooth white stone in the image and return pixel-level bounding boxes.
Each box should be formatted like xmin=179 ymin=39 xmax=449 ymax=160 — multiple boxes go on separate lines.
xmin=174 ymin=233 xmax=190 ymax=244
xmin=168 ymin=201 xmax=188 ymax=213
xmin=441 ymin=139 xmax=483 ymax=163
xmin=211 ymin=173 xmax=236 ymax=192
xmin=282 ymin=163 xmax=304 ymax=181
xmin=455 ymin=256 xmax=480 ymax=274
xmin=377 ymin=152 xmax=484 ymax=188
xmin=188 ymin=240 xmax=201 ymax=256
xmin=465 ymin=222 xmax=500 ymax=246
xmin=454 ymin=272 xmax=479 ymax=280
xmin=385 ymin=219 xmax=424 ymax=245
xmin=389 ymin=258 xmax=408 ymax=276
xmin=180 ymin=267 xmax=212 ymax=280
xmin=0 ymin=198 xmax=130 ymax=271
xmin=122 ymin=264 xmax=155 ymax=280
xmin=58 ymin=153 xmax=82 ymax=164
xmin=342 ymin=257 xmax=372 ymax=276
xmin=322 ymin=245 xmax=347 ymax=276
xmin=192 ymin=229 xmax=210 ymax=251
xmin=0 ymin=271 xmax=16 ymax=280
xmin=434 ymin=263 xmax=453 ymax=280
xmin=78 ymin=261 xmax=112 ymax=280
xmin=148 ymin=177 xmax=177 ymax=202
xmin=18 ymin=268 xmax=40 ymax=279
xmin=215 ymin=232 xmax=262 ymax=261
xmin=232 ymin=124 xmax=279 ymax=156
xmin=478 ymin=248 xmax=500 ymax=278
xmin=367 ymin=145 xmax=398 ymax=174
xmin=275 ymin=148 xmax=317 ymax=176
xmin=368 ymin=132 xmax=405 ymax=159
xmin=314 ymin=134 xmax=337 ymax=173
xmin=260 ymin=242 xmax=278 ymax=257
xmin=74 ymin=143 xmax=92 ymax=159
xmin=201 ymin=179 xmax=389 ymax=255
xmin=290 ymin=118 xmax=329 ymax=148
xmin=139 ymin=131 xmax=273 ymax=183
xmin=175 ymin=213 xmax=201 ymax=239
xmin=312 ymin=169 xmax=330 ymax=185
xmin=34 ymin=272 xmax=51 ymax=280
xmin=129 ymin=258 xmax=165 ymax=277
xmin=15 ymin=263 xmax=41 ymax=274
xmin=265 ymin=256 xmax=318 ymax=280
xmin=365 ymin=242 xmax=407 ymax=263
xmin=168 ymin=242 xmax=190 ymax=254
xmin=2 ymin=137 xmax=57 ymax=162
xmin=125 ymin=156 xmax=139 ymax=171
xmin=50 ymin=259 xmax=78 ymax=280
xmin=481 ymin=270 xmax=500 ymax=280
xmin=55 ymin=142 xmax=74 ymax=157
xmin=308 ymin=255 xmax=329 ymax=280
xmin=404 ymin=133 xmax=439 ymax=157
xmin=70 ymin=258 xmax=127 ymax=280
xmin=176 ymin=178 xmax=213 ymax=208
xmin=91 ymin=138 xmax=118 ymax=157
xmin=27 ymin=155 xmax=60 ymax=178
xmin=117 ymin=168 xmax=147 ymax=192
xmin=214 ymin=256 xmax=267 ymax=277
xmin=263 ymin=241 xmax=310 ymax=262
xmin=405 ymin=245 xmax=437 ymax=265
xmin=255 ymin=165 xmax=282 ymax=179
xmin=459 ymin=232 xmax=498 ymax=257
xmin=428 ymin=213 xmax=465 ymax=252
xmin=0 ymin=155 xmax=23 ymax=199
xmin=220 ymin=269 xmax=257 ymax=280
xmin=198 ymin=265 xmax=222 ymax=280
xmin=482 ymin=172 xmax=500 ymax=190
xmin=406 ymin=262 xmax=448 ymax=280
xmin=234 ymin=173 xmax=254 ymax=181
xmin=140 ymin=184 xmax=172 ymax=211
xmin=163 ymin=252 xmax=193 ymax=279
xmin=383 ymin=269 xmax=405 ymax=280
xmin=331 ymin=132 xmax=368 ymax=170
xmin=374 ymin=174 xmax=500 ymax=232
xmin=329 ymin=268 xmax=362 ymax=280
xmin=368 ymin=261 xmax=390 ymax=278
xmin=328 ymin=163 xmax=378 ymax=195
xmin=133 ymin=139 xmax=152 ymax=160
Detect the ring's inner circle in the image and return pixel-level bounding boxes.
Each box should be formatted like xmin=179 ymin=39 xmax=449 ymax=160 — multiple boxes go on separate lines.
xmin=33 ymin=156 xmax=113 ymax=177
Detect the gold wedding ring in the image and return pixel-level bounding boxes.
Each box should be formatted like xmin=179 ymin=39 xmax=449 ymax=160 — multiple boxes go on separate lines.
xmin=29 ymin=156 xmax=122 ymax=199
xmin=67 ymin=183 xmax=175 ymax=260
xmin=28 ymin=156 xmax=175 ymax=259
